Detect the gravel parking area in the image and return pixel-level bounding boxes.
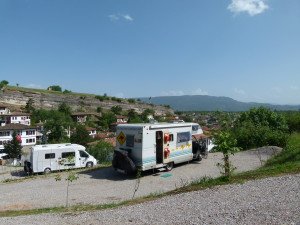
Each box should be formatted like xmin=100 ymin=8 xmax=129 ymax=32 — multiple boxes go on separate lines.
xmin=1 ymin=173 xmax=299 ymax=225
xmin=0 ymin=147 xmax=281 ymax=211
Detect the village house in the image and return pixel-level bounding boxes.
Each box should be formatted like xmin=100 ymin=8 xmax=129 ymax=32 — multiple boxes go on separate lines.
xmin=0 ymin=124 xmax=37 ymax=152
xmin=116 ymin=115 xmax=128 ymax=123
xmin=2 ymin=112 xmax=31 ymax=126
xmin=71 ymin=112 xmax=100 ymax=124
xmin=110 ymin=115 xmax=128 ymax=132
xmin=85 ymin=127 xmax=97 ymax=138
xmin=0 ymin=105 xmax=10 ymax=115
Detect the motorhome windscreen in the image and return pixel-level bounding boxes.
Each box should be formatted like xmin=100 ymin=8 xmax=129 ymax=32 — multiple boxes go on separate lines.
xmin=126 ymin=135 xmax=134 ymax=147
xmin=177 ymin=132 xmax=191 ymax=143
xmin=80 ymin=151 xmax=89 ymax=158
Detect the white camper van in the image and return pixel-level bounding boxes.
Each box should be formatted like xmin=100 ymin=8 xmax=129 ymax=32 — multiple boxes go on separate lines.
xmin=112 ymin=122 xmax=210 ymax=174
xmin=24 ymin=143 xmax=97 ymax=174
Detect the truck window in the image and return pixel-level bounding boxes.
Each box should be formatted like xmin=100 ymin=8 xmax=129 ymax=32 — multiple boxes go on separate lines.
xmin=177 ymin=132 xmax=191 ymax=143
xmin=45 ymin=153 xmax=55 ymax=159
xmin=126 ymin=135 xmax=134 ymax=147
xmin=79 ymin=151 xmax=89 ymax=158
xmin=62 ymin=152 xmax=75 ymax=158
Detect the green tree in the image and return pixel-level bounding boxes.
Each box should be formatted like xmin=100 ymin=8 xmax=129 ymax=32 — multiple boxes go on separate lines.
xmin=141 ymin=108 xmax=155 ymax=122
xmin=233 ymin=107 xmax=289 ymax=149
xmin=111 ymin=105 xmax=122 ymax=115
xmin=127 ymin=109 xmax=143 ymax=123
xmin=87 ymin=140 xmax=114 ymax=163
xmin=70 ymin=125 xmax=91 ymax=147
xmin=284 ymin=112 xmax=300 ymax=133
xmin=0 ymin=80 xmax=9 ymax=89
xmin=54 ymin=154 xmax=79 ymax=207
xmin=63 ymin=89 xmax=72 ymax=94
xmin=4 ymin=131 xmax=22 ymax=159
xmin=44 ymin=110 xmax=72 ymax=143
xmin=25 ymin=98 xmax=35 ymax=113
xmin=48 ymin=85 xmax=62 ymax=92
xmin=58 ymin=102 xmax=72 ymax=116
xmin=99 ymin=112 xmax=116 ymax=130
xmin=213 ymin=131 xmax=240 ymax=177
xmin=96 ymin=106 xmax=102 ymax=113
xmin=128 ymin=98 xmax=136 ymax=104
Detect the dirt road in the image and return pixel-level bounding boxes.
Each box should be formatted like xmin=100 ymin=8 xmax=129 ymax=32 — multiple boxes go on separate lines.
xmin=0 ymin=147 xmax=280 ymax=211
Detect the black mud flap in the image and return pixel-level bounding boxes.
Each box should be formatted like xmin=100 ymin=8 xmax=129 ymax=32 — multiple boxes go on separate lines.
xmin=24 ymin=161 xmax=33 ymax=175
xmin=112 ymin=150 xmax=136 ymax=175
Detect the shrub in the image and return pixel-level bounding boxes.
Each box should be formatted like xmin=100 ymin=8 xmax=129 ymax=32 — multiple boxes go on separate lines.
xmin=233 ymin=107 xmax=289 ymax=149
xmin=87 ymin=141 xmax=114 ymax=163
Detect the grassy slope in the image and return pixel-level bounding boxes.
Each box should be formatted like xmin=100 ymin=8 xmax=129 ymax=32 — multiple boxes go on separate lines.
xmin=1 ymin=133 xmax=300 ymax=217
xmin=5 ymin=85 xmax=96 ymax=97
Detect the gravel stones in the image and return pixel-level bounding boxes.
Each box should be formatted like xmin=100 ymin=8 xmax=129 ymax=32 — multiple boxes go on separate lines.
xmin=0 ymin=174 xmax=299 ymax=225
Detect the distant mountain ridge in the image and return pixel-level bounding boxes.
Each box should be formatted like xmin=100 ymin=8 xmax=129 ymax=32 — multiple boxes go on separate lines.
xmin=140 ymin=95 xmax=300 ymax=111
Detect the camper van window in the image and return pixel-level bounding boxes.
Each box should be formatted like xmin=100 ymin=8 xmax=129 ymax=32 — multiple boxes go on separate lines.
xmin=134 ymin=133 xmax=142 ymax=143
xmin=126 ymin=135 xmax=134 ymax=147
xmin=62 ymin=152 xmax=75 ymax=158
xmin=79 ymin=151 xmax=89 ymax=158
xmin=192 ymin=125 xmax=199 ymax=131
xmin=45 ymin=153 xmax=55 ymax=159
xmin=169 ymin=134 xmax=174 ymax=142
xmin=177 ymin=132 xmax=191 ymax=143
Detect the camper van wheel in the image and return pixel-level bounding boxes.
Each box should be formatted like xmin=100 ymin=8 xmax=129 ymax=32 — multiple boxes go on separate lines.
xmin=165 ymin=162 xmax=174 ymax=171
xmin=86 ymin=162 xmax=93 ymax=168
xmin=44 ymin=168 xmax=51 ymax=174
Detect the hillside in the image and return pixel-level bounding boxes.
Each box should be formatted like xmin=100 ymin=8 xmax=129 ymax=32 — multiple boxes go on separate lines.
xmin=0 ymin=86 xmax=172 ymax=115
xmin=140 ymin=95 xmax=300 ymax=111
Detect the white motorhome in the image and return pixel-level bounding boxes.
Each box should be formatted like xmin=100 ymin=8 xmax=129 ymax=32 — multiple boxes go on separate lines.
xmin=24 ymin=143 xmax=97 ymax=174
xmin=112 ymin=122 xmax=210 ymax=174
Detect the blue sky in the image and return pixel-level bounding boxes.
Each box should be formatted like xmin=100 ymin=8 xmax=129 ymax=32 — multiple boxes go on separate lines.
xmin=0 ymin=0 xmax=299 ymax=104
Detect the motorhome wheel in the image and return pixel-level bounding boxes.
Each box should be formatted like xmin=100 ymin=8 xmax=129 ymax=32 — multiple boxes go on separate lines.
xmin=86 ymin=162 xmax=93 ymax=168
xmin=44 ymin=168 xmax=51 ymax=174
xmin=165 ymin=162 xmax=174 ymax=171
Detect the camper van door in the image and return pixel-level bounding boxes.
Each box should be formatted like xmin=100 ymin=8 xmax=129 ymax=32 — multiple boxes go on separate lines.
xmin=78 ymin=150 xmax=89 ymax=167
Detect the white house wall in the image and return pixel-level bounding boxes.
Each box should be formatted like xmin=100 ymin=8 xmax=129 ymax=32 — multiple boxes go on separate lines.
xmin=0 ymin=129 xmax=36 ymax=151
xmin=10 ymin=116 xmax=31 ymax=126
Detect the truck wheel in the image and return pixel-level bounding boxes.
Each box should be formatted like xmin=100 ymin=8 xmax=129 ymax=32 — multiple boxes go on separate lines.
xmin=44 ymin=168 xmax=51 ymax=174
xmin=86 ymin=162 xmax=93 ymax=168
xmin=165 ymin=162 xmax=174 ymax=171
xmin=195 ymin=150 xmax=202 ymax=161
xmin=201 ymin=150 xmax=208 ymax=159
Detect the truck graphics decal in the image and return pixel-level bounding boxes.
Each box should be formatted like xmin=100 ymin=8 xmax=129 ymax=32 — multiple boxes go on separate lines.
xmin=117 ymin=132 xmax=126 ymax=145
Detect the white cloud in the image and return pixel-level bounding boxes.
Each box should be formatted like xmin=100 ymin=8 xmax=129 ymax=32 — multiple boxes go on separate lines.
xmin=123 ymin=14 xmax=133 ymax=21
xmin=290 ymin=85 xmax=299 ymax=91
xmin=115 ymin=92 xmax=125 ymax=98
xmin=228 ymin=0 xmax=269 ymax=16
xmin=193 ymin=88 xmax=208 ymax=95
xmin=234 ymin=88 xmax=246 ymax=95
xmin=108 ymin=14 xmax=134 ymax=22
xmin=161 ymin=90 xmax=185 ymax=96
xmin=108 ymin=14 xmax=119 ymax=21
xmin=271 ymin=87 xmax=282 ymax=93
xmin=26 ymin=83 xmax=43 ymax=89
